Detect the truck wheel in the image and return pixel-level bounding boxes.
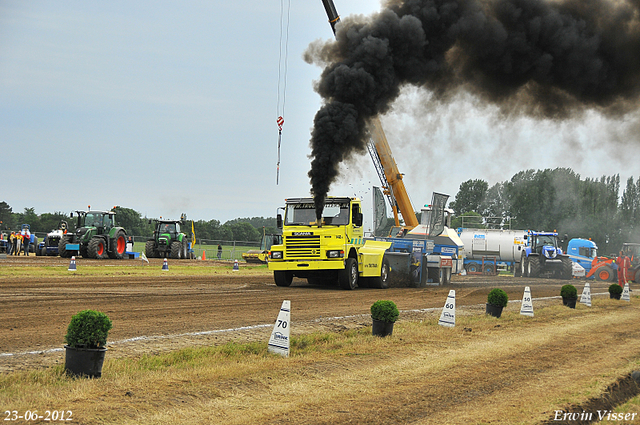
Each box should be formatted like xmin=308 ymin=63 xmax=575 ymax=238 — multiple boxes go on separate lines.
xmin=182 ymin=240 xmax=188 ymax=259
xmin=339 ymin=258 xmax=358 ymax=290
xmin=528 ymin=256 xmax=541 ymax=277
xmin=466 ymin=263 xmax=479 ymax=273
xmin=514 ymin=262 xmax=522 ymax=277
xmin=109 ymin=230 xmax=126 ymax=259
xmin=560 ymin=257 xmax=572 ymax=280
xmin=442 ymin=268 xmax=452 ymax=284
xmin=170 ymin=241 xmax=182 ymax=259
xmin=595 ymin=265 xmax=614 ymax=282
xmin=274 ymin=271 xmax=293 ymax=287
xmin=369 ymin=257 xmax=390 ymax=289
xmin=88 ymin=238 xmax=107 ymax=259
xmin=483 ymin=263 xmax=495 ymax=274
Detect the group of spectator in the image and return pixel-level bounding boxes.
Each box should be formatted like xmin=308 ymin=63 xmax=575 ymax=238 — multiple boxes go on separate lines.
xmin=5 ymin=228 xmax=32 ymax=256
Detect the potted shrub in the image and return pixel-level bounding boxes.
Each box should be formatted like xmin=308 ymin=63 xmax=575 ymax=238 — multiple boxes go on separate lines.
xmin=609 ymin=283 xmax=623 ymax=300
xmin=64 ymin=309 xmax=112 ymax=378
xmin=486 ymin=288 xmax=508 ymax=318
xmin=561 ymin=284 xmax=578 ymax=308
xmin=370 ymin=300 xmax=399 ymax=337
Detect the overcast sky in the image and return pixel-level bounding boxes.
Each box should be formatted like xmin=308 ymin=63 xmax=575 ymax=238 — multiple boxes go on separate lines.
xmin=2 ymin=0 xmax=639 ymax=232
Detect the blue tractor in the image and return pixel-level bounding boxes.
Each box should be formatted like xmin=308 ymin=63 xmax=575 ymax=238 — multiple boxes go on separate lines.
xmin=514 ymin=231 xmax=572 ymax=279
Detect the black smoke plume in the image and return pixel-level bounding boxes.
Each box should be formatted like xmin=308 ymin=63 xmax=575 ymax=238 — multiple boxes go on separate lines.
xmin=306 ymin=0 xmax=640 ymax=218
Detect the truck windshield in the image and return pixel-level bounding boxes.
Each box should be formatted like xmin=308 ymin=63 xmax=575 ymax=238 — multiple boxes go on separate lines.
xmin=285 ymin=202 xmax=350 ymax=226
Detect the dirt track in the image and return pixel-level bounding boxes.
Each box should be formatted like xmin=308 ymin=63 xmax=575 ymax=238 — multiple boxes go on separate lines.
xmin=0 ymin=255 xmax=612 ymax=373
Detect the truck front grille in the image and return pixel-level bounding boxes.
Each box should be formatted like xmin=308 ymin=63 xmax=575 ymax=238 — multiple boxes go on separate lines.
xmin=285 ymin=235 xmax=321 ymax=258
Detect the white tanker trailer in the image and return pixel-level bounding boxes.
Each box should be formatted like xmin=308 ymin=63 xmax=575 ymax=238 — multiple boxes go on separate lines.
xmin=457 ymin=229 xmax=527 ymax=273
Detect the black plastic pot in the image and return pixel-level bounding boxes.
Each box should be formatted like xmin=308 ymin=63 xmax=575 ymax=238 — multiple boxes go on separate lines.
xmin=610 ymin=293 xmax=622 ymax=300
xmin=485 ymin=303 xmax=504 ymax=318
xmin=372 ymin=319 xmax=394 ymax=337
xmin=64 ymin=345 xmax=107 ymax=378
xmin=562 ymin=297 xmax=577 ymax=308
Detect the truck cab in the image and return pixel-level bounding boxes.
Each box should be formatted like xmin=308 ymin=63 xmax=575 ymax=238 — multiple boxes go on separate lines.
xmin=268 ymin=197 xmax=391 ymax=289
xmin=566 ymin=238 xmax=598 ymax=275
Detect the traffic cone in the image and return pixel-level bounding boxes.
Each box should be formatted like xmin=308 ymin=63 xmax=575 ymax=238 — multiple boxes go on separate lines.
xmin=520 ymin=286 xmax=534 ymax=317
xmin=202 ymin=250 xmax=206 ymax=260
xmin=438 ymin=290 xmax=455 ymax=328
xmin=233 ymin=259 xmax=239 ymax=271
xmin=622 ymin=282 xmax=631 ymax=301
xmin=162 ymin=258 xmax=169 ymax=271
xmin=68 ymin=256 xmax=77 ymax=272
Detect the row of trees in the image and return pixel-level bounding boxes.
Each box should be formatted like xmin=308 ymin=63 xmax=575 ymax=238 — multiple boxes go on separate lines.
xmin=0 ymin=203 xmax=277 ymax=243
xmin=448 ymin=168 xmax=639 ymax=255
xmin=3 ymin=167 xmax=638 ymax=251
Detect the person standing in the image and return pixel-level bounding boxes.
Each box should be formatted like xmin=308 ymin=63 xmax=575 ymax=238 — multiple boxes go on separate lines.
xmin=15 ymin=231 xmax=22 ymax=256
xmin=616 ymin=251 xmax=628 ymax=287
xmin=7 ymin=231 xmax=14 ymax=255
xmin=23 ymin=228 xmax=31 ymax=256
xmin=217 ymin=244 xmax=222 ymax=260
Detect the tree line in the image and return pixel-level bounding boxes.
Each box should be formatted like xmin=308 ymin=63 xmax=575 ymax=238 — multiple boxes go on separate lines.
xmin=0 ymin=203 xmax=277 ymax=243
xmin=448 ymin=168 xmax=639 ymax=256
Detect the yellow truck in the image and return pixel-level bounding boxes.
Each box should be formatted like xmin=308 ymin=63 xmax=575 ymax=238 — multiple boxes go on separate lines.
xmin=267 ymin=196 xmax=391 ymax=289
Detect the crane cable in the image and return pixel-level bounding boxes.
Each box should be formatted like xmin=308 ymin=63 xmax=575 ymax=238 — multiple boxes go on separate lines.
xmin=276 ymin=0 xmax=291 ymax=185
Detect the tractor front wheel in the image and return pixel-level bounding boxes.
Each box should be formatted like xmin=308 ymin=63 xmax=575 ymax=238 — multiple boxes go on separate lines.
xmin=595 ymin=265 xmax=614 ymax=282
xmin=170 ymin=241 xmax=182 ymax=259
xmin=145 ymin=240 xmax=158 ymax=258
xmin=527 ymin=256 xmax=541 ymax=277
xmin=88 ymin=238 xmax=107 ymax=259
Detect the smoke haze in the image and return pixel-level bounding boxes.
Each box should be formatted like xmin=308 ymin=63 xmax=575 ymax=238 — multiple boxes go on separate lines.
xmin=305 ymin=0 xmax=640 ymax=217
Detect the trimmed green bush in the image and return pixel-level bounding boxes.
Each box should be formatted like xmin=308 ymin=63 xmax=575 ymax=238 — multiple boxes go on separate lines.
xmin=609 ymin=283 xmax=623 ymax=295
xmin=65 ymin=309 xmax=113 ymax=349
xmin=370 ymin=300 xmax=399 ymax=323
xmin=560 ymin=284 xmax=577 ymax=299
xmin=487 ymin=288 xmax=508 ymax=307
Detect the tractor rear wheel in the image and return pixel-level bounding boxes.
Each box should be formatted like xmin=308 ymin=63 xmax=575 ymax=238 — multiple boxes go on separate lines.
xmin=521 ymin=256 xmax=529 ymax=277
xmin=170 ymin=241 xmax=182 ymax=259
xmin=514 ymin=261 xmax=522 ymax=277
xmin=560 ymin=257 xmax=573 ymax=279
xmin=88 ymin=238 xmax=107 ymax=259
xmin=109 ymin=230 xmax=126 ymax=259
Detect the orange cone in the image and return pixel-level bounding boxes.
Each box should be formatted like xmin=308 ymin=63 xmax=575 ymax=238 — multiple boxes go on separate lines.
xmin=202 ymin=250 xmax=206 ymax=260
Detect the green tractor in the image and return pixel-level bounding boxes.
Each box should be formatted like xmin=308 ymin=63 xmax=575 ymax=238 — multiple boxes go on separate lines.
xmin=145 ymin=214 xmax=191 ymax=259
xmin=58 ymin=209 xmax=127 ymax=259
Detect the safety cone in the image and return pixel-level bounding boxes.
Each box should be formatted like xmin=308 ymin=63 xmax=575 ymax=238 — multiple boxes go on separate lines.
xmin=438 ymin=290 xmax=455 ymax=328
xmin=68 ymin=256 xmax=77 ymax=272
xmin=162 ymin=258 xmax=169 ymax=271
xmin=233 ymin=259 xmax=239 ymax=271
xmin=202 ymin=250 xmax=206 ymax=260
xmin=622 ymin=282 xmax=631 ymax=301
xmin=580 ymin=282 xmax=592 ymax=307
xmin=520 ymin=286 xmax=534 ymax=317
